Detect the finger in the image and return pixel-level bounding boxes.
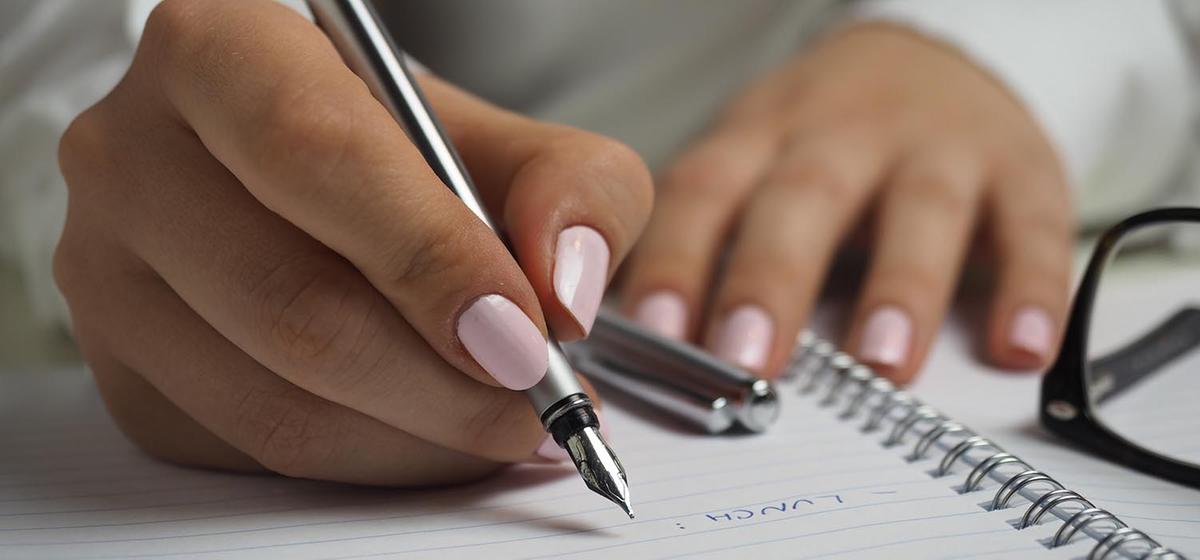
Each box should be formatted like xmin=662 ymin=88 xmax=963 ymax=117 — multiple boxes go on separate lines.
xmin=620 ymin=123 xmax=781 ymax=340
xmin=83 ymin=351 xmax=263 ymax=474
xmin=416 ymin=80 xmax=656 ymax=339
xmin=704 ymin=130 xmax=890 ymax=376
xmin=984 ymin=167 xmax=1073 ymax=369
xmin=139 ymin=0 xmax=548 ymax=391
xmin=502 ymin=133 xmax=653 ymax=340
xmin=844 ymin=149 xmax=986 ymax=383
xmin=65 ymin=265 xmax=511 ymax=485
xmin=59 ymin=87 xmax=553 ymax=463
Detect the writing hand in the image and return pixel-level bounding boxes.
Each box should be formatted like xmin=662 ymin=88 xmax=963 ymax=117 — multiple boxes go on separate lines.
xmin=55 ymin=0 xmax=651 ymax=485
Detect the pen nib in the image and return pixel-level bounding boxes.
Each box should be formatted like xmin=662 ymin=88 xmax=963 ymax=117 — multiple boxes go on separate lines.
xmin=564 ymin=426 xmax=633 ymax=518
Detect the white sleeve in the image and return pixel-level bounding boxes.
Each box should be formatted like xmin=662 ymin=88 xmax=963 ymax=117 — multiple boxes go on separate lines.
xmin=0 ymin=0 xmax=314 ymax=333
xmin=0 ymin=0 xmax=144 ymax=330
xmin=851 ymin=0 xmax=1199 ymax=228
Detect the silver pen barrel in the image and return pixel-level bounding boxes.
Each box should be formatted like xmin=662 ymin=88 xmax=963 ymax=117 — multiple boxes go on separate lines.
xmin=305 ymin=0 xmax=586 ymax=422
xmin=306 ymin=0 xmax=629 ymax=516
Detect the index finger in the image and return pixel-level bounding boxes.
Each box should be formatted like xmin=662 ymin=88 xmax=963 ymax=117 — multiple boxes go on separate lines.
xmin=140 ymin=0 xmax=549 ymax=390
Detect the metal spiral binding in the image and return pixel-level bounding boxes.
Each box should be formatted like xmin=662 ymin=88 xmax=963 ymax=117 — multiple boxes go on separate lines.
xmin=990 ymin=469 xmax=1061 ymax=511
xmin=863 ymin=391 xmax=914 ymax=433
xmin=1021 ymin=488 xmax=1094 ymax=529
xmin=784 ymin=332 xmax=1185 ymax=559
xmin=1054 ymin=508 xmax=1124 ymax=547
xmin=823 ymin=364 xmax=872 ymax=408
xmin=797 ymin=342 xmax=836 ymax=393
xmin=841 ymin=376 xmax=892 ymax=420
xmin=963 ymin=452 xmax=1028 ymax=493
xmin=937 ymin=436 xmax=996 ymax=477
xmin=1089 ymin=528 xmax=1160 ymax=560
xmin=884 ymin=405 xmax=941 ymax=447
xmin=819 ymin=354 xmax=858 ymax=406
xmin=1141 ymin=547 xmax=1185 ymax=559
xmin=909 ymin=421 xmax=964 ymax=462
xmin=785 ymin=330 xmax=818 ymax=380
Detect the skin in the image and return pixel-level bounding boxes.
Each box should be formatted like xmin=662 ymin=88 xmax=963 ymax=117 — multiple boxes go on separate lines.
xmin=56 ymin=3 xmax=1072 ymax=485
xmin=55 ymin=0 xmax=652 ymax=486
xmin=621 ymin=24 xmax=1073 ymax=384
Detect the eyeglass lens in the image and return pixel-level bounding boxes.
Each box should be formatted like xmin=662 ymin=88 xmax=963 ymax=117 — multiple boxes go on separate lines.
xmin=1086 ymin=221 xmax=1200 ymax=467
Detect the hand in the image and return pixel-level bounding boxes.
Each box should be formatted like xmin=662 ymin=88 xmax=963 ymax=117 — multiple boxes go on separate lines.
xmin=621 ymin=24 xmax=1072 ymax=383
xmin=55 ymin=0 xmax=651 ymax=485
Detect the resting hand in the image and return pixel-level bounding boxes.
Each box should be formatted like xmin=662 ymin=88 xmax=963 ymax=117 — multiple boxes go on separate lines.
xmin=622 ymin=24 xmax=1071 ymax=383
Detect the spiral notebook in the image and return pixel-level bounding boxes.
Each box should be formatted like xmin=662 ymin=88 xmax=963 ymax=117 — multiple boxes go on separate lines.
xmin=0 ymin=343 xmax=1195 ymax=559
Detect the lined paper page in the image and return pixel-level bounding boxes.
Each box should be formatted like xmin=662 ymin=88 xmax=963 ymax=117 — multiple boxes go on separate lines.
xmin=0 ymin=369 xmax=1066 ymax=560
xmin=910 ymin=270 xmax=1200 ymax=559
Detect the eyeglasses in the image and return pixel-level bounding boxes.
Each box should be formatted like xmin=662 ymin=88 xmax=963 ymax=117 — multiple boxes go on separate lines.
xmin=1041 ymin=207 xmax=1200 ymax=489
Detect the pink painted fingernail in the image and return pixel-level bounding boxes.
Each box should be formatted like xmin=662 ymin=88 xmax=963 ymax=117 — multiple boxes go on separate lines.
xmin=457 ymin=295 xmax=548 ymax=391
xmin=535 ymin=435 xmax=570 ymax=462
xmin=712 ymin=305 xmax=773 ymax=370
xmin=858 ymin=305 xmax=912 ymax=368
xmin=1010 ymin=305 xmax=1053 ymax=359
xmin=554 ymin=226 xmax=610 ymax=335
xmin=633 ymin=290 xmax=687 ymax=339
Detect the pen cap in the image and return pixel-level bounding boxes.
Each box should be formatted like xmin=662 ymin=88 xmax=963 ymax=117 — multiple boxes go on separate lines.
xmin=567 ymin=349 xmax=736 ymax=434
xmin=573 ymin=309 xmax=779 ymax=432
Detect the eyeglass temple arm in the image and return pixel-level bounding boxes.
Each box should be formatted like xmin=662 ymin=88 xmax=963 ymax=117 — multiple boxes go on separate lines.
xmin=1088 ymin=305 xmax=1200 ymax=405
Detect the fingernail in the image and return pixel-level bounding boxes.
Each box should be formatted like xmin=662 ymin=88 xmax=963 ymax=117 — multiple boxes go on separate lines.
xmin=712 ymin=305 xmax=773 ymax=370
xmin=535 ymin=435 xmax=570 ymax=463
xmin=458 ymin=294 xmax=548 ymax=391
xmin=858 ymin=305 xmax=912 ymax=368
xmin=554 ymin=226 xmax=610 ymax=335
xmin=1010 ymin=305 xmax=1053 ymax=359
xmin=633 ymin=290 xmax=687 ymax=339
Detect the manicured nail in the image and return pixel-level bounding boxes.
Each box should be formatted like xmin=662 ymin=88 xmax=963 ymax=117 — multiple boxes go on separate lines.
xmin=858 ymin=305 xmax=912 ymax=368
xmin=457 ymin=294 xmax=548 ymax=391
xmin=535 ymin=435 xmax=570 ymax=463
xmin=633 ymin=290 xmax=687 ymax=339
xmin=1010 ymin=305 xmax=1053 ymax=359
xmin=554 ymin=226 xmax=610 ymax=335
xmin=712 ymin=305 xmax=773 ymax=370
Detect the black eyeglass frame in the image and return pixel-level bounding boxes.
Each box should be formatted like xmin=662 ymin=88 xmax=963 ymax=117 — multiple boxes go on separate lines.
xmin=1040 ymin=207 xmax=1200 ymax=489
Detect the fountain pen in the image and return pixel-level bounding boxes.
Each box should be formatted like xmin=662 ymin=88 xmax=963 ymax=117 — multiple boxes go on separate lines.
xmin=305 ymin=0 xmax=632 ymax=517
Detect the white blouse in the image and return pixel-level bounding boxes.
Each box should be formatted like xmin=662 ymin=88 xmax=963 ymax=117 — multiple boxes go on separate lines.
xmin=0 ymin=0 xmax=1195 ymax=364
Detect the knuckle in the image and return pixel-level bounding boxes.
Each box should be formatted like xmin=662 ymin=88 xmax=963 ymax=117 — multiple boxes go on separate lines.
xmin=236 ymin=387 xmax=340 ymax=478
xmin=379 ymin=218 xmax=470 ymax=297
xmin=251 ymin=82 xmax=359 ymax=189
xmin=142 ymin=0 xmax=197 ymax=43
xmin=88 ymin=362 xmax=191 ymax=468
xmin=544 ymin=134 xmax=654 ymax=206
xmin=771 ymin=165 xmax=858 ymax=209
xmin=1019 ymin=210 xmax=1072 ymax=242
xmin=875 ymin=262 xmax=947 ymax=298
xmin=252 ymin=256 xmax=380 ymax=387
xmin=58 ymin=107 xmax=112 ymax=190
xmin=661 ymin=162 xmax=724 ymax=201
xmin=592 ymin=138 xmax=655 ymax=213
xmin=750 ymin=254 xmax=810 ymax=288
xmin=143 ymin=0 xmax=216 ymax=72
xmin=579 ymin=136 xmax=650 ymax=181
xmin=898 ymin=175 xmax=975 ymax=218
xmin=51 ymin=235 xmax=81 ymax=301
xmin=661 ymin=151 xmax=751 ymax=202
